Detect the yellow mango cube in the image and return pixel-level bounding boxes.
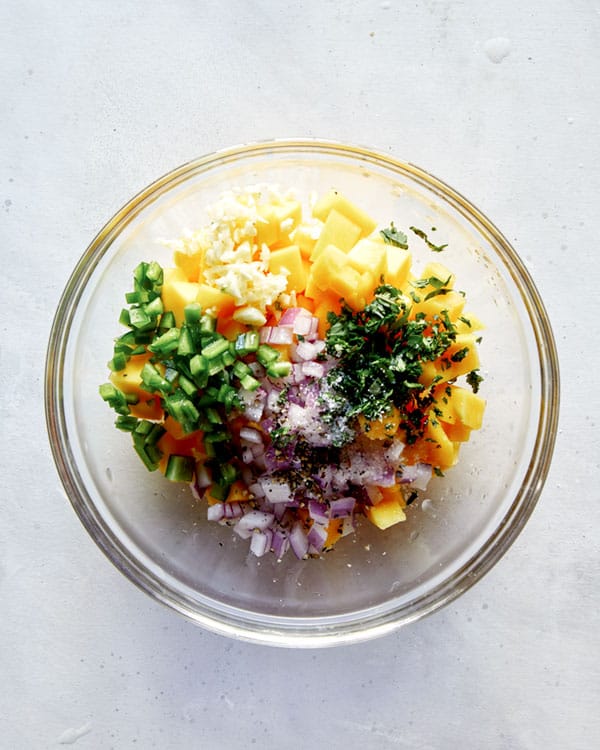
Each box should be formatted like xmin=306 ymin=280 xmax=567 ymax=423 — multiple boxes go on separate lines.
xmin=256 ymin=200 xmax=302 ymax=248
xmin=173 ymin=247 xmax=205 ymax=282
xmin=329 ymin=267 xmax=374 ymax=310
xmin=441 ymin=421 xmax=472 ymax=442
xmin=442 ymin=334 xmax=481 ymax=379
xmin=196 ymin=284 xmax=236 ymax=318
xmin=413 ymin=289 xmax=465 ymax=321
xmin=359 ymin=406 xmax=401 ymax=440
xmin=109 ymin=353 xmax=155 ymax=400
xmin=310 ymin=209 xmax=362 ymax=261
xmin=421 ymin=261 xmax=455 ymax=288
xmin=312 ymin=190 xmax=377 ymax=237
xmin=384 ymin=246 xmax=412 ymax=288
xmin=268 ymin=244 xmax=308 ymax=293
xmin=448 ymin=387 xmax=486 ymax=430
xmin=423 ymin=418 xmax=459 ymax=470
xmin=419 ymin=334 xmax=481 ymax=386
xmin=309 ymin=244 xmax=349 ymax=290
xmin=365 ymin=492 xmax=407 ymax=530
xmin=291 ymin=224 xmax=318 ymax=259
xmin=455 ymin=311 xmax=484 ymax=333
xmin=347 ymin=238 xmax=387 ymax=279
xmin=161 ymin=278 xmax=200 ymax=325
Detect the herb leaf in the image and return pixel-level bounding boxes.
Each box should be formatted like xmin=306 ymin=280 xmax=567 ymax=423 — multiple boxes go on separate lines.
xmin=466 ymin=369 xmax=484 ymax=393
xmin=380 ymin=222 xmax=409 ymax=249
xmin=410 ymin=226 xmax=448 ymax=252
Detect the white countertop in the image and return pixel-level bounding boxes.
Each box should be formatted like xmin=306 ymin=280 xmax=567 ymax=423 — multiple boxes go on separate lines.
xmin=2 ymin=1 xmax=599 ymax=748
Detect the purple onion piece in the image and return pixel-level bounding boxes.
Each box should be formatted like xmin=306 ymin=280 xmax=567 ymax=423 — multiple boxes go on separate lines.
xmin=329 ymin=496 xmax=356 ymax=518
xmin=289 ymin=522 xmax=309 ymax=559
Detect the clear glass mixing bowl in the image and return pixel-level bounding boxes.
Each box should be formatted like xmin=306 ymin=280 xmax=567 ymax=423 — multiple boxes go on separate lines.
xmin=45 ymin=140 xmax=559 ymax=646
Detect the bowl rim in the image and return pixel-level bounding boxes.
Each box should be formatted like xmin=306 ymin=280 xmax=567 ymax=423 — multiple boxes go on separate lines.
xmin=45 ymin=138 xmax=560 ymax=647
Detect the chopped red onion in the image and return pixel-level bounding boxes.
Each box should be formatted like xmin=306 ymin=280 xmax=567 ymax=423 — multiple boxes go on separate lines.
xmin=223 ymin=502 xmax=243 ymax=520
xmin=308 ymin=500 xmax=329 ymax=524
xmin=307 ymin=316 xmax=319 ymax=340
xmin=260 ymin=326 xmax=294 ymax=345
xmin=329 ymin=496 xmax=356 ymax=518
xmin=279 ymin=307 xmax=314 ymax=336
xmin=250 ymin=528 xmax=272 ymax=557
xmin=233 ymin=523 xmax=253 ymax=540
xmin=207 ymin=503 xmax=224 ymax=522
xmin=271 ymin=527 xmax=290 ymax=559
xmin=278 ymin=307 xmax=304 ymax=327
xmin=236 ymin=509 xmax=275 ymax=532
xmin=307 ymin=522 xmax=328 ymax=552
xmin=248 ymin=481 xmax=265 ymax=498
xmin=259 ymin=476 xmax=292 ymax=504
xmin=266 ymin=390 xmax=281 ymax=412
xmin=400 ymin=462 xmax=432 ymax=490
xmin=239 ymin=426 xmax=263 ymax=444
xmin=301 ymin=361 xmax=324 ymax=379
xmin=289 ymin=522 xmax=309 ymax=559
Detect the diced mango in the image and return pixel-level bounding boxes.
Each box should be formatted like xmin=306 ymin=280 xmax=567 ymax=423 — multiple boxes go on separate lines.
xmin=454 ymin=311 xmax=484 ymax=334
xmin=304 ymin=270 xmax=322 ymax=301
xmin=328 ymin=266 xmax=366 ymax=307
xmin=419 ymin=334 xmax=481 ymax=386
xmin=365 ymin=492 xmax=407 ymax=529
xmin=347 ymin=238 xmax=387 ymax=279
xmin=217 ymin=317 xmax=247 ymax=340
xmin=441 ymin=421 xmax=472 ymax=442
xmin=196 ymin=284 xmax=237 ymax=318
xmin=161 ymin=278 xmax=200 ymax=326
xmin=378 ymin=483 xmax=407 ymax=508
xmin=402 ymin=418 xmax=458 ymax=471
xmin=309 ymin=244 xmax=349 ymax=290
xmin=291 ymin=224 xmax=318 ymax=259
xmin=269 ymin=244 xmax=307 ymax=293
xmin=412 ymin=289 xmax=465 ymax=321
xmin=256 ymin=200 xmax=302 ymax=248
xmin=129 ymin=397 xmax=164 ymax=422
xmin=163 ymin=266 xmax=189 ymax=284
xmin=164 ymin=415 xmax=194 ymax=440
xmin=225 ymin=480 xmax=252 ymax=503
xmin=313 ymin=290 xmax=342 ymax=338
xmin=173 ymin=246 xmax=205 ymax=283
xmin=109 ymin=353 xmax=154 ymax=400
xmin=312 ymin=190 xmax=377 ymax=237
xmin=447 ymin=387 xmax=486 ymax=430
xmin=359 ymin=406 xmax=401 ymax=440
xmin=157 ymin=431 xmax=205 ymax=474
xmin=310 ymin=209 xmax=362 ymax=261
xmin=421 ymin=261 xmax=455 ymax=288
xmin=323 ymin=518 xmax=344 ymax=550
xmin=442 ymin=334 xmax=481 ymax=379
xmin=294 ymin=293 xmax=316 ymax=313
xmin=384 ymin=246 xmax=412 ymax=288
xmin=422 ymin=419 xmax=459 ymax=470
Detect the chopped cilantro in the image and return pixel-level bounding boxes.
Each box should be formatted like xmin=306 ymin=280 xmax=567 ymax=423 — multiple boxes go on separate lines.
xmin=409 ymin=226 xmax=448 ymax=252
xmin=380 ymin=222 xmax=409 ymax=249
xmin=324 ymin=284 xmax=458 ymax=442
xmin=466 ymin=369 xmax=484 ymax=393
xmin=451 ymin=347 xmax=469 ymax=363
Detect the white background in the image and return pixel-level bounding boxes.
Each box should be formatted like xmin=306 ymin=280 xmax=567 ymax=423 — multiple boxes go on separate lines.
xmin=2 ymin=1 xmax=599 ymax=748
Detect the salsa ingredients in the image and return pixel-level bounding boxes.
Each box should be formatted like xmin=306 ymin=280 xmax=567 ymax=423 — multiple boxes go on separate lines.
xmin=100 ymin=187 xmax=485 ymax=559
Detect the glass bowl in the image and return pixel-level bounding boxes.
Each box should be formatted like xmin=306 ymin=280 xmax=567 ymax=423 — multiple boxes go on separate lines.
xmin=45 ymin=139 xmax=559 ymax=647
